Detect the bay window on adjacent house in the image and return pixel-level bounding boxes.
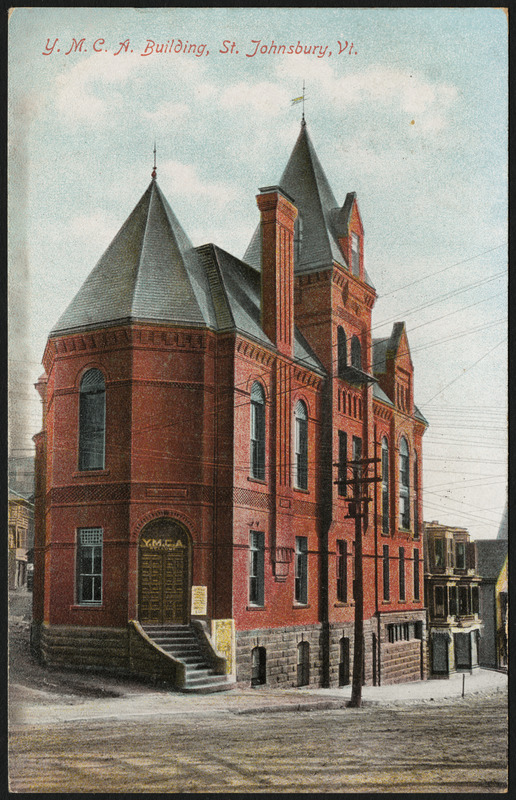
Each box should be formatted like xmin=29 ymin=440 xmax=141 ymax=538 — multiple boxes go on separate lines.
xmin=79 ymin=369 xmax=106 ymax=471
xmin=381 ymin=437 xmax=389 ymax=533
xmin=294 ymin=400 xmax=308 ymax=490
xmin=250 ymin=382 xmax=266 ymax=480
xmin=295 ymin=536 xmax=308 ymax=604
xmin=399 ymin=437 xmax=410 ymax=530
xmin=455 ymin=541 xmax=466 ymax=570
xmin=77 ymin=528 xmax=103 ymax=604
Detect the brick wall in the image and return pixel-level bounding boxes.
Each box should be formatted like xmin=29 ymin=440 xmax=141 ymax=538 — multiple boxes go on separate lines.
xmin=236 ymin=624 xmax=323 ymax=688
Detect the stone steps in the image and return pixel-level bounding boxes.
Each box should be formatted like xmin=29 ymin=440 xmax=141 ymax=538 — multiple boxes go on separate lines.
xmin=141 ymin=624 xmax=232 ymax=693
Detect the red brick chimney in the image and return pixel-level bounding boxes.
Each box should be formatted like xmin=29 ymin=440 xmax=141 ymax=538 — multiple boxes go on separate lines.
xmin=256 ymin=186 xmax=297 ymax=358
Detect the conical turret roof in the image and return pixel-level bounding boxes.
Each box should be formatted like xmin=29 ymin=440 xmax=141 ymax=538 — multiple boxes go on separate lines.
xmin=51 ymin=179 xmax=217 ymax=335
xmin=244 ymin=121 xmax=373 ymax=286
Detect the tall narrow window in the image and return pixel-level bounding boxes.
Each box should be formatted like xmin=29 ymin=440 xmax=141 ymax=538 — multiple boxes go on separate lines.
xmin=337 ymin=539 xmax=347 ymax=602
xmin=449 ymin=585 xmax=458 ymax=616
xmin=399 ymin=437 xmax=410 ymax=530
xmin=297 ymin=641 xmax=310 ymax=687
xmin=250 ymin=382 xmax=266 ymax=480
xmin=434 ymin=538 xmax=444 ymax=569
xmin=294 ymin=400 xmax=308 ymax=490
xmin=249 ymin=531 xmax=265 ymax=606
xmin=351 ymin=336 xmax=362 ymax=369
xmin=413 ymin=453 xmax=419 ymax=537
xmin=351 ymin=232 xmax=360 ymax=277
xmin=383 ymin=545 xmax=390 ymax=601
xmin=399 ymin=546 xmax=405 ymax=601
xmin=79 ymin=369 xmax=106 ymax=471
xmin=434 ymin=585 xmax=446 ymax=617
xmin=338 ymin=431 xmax=347 ymax=497
xmin=381 ymin=437 xmax=389 ymax=533
xmin=295 ymin=536 xmax=308 ymax=604
xmin=77 ymin=528 xmax=103 ymax=604
xmin=456 ymin=541 xmax=466 ymax=570
xmin=413 ymin=548 xmax=420 ymax=601
xmin=337 ymin=326 xmax=347 ymax=376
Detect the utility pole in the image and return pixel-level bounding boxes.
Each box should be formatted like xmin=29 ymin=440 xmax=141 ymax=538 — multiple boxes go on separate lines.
xmin=335 ymin=456 xmax=380 ymax=708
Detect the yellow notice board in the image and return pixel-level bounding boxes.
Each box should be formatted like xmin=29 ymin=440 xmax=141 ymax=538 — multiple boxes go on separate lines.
xmin=191 ymin=585 xmax=207 ymax=616
xmin=211 ymin=619 xmax=236 ymax=676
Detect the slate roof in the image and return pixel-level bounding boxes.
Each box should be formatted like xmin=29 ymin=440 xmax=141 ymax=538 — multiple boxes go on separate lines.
xmin=52 ymin=180 xmax=216 ymax=335
xmin=197 ymin=244 xmax=325 ymax=374
xmin=476 ymin=539 xmax=508 ymax=581
xmin=243 ymin=121 xmax=374 ymax=287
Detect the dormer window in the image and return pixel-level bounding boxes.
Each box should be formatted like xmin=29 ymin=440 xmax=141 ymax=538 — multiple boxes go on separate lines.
xmin=351 ymin=233 xmax=360 ymax=277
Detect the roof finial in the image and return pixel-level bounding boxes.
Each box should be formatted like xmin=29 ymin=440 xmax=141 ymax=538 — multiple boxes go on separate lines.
xmin=152 ymin=141 xmax=157 ymax=180
xmin=291 ymin=82 xmax=307 ymax=125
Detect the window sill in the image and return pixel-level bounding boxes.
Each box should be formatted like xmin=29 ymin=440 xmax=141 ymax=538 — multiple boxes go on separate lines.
xmin=293 ymin=603 xmax=310 ymax=609
xmin=334 ymin=601 xmax=354 ymax=608
xmin=70 ymin=604 xmax=104 ymax=610
xmin=381 ymin=600 xmax=391 ymax=605
xmin=247 ymin=476 xmax=267 ymax=485
xmin=246 ymin=604 xmax=267 ymax=610
xmin=73 ymin=469 xmax=110 ymax=478
xmin=293 ymin=487 xmax=310 ymax=495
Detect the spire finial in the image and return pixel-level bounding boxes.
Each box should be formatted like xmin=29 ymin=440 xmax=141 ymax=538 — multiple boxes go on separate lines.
xmin=291 ymin=83 xmax=307 ymax=125
xmin=152 ymin=141 xmax=157 ymax=180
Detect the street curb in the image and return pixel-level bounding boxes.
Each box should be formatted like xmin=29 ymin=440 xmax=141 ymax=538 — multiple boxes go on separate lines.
xmin=234 ymin=700 xmax=349 ymax=715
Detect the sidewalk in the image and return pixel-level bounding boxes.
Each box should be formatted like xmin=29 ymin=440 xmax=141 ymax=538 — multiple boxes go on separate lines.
xmin=10 ymin=668 xmax=507 ymax=728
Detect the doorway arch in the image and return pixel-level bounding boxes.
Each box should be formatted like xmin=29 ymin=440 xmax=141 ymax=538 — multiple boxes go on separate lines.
xmin=138 ymin=518 xmax=191 ymax=625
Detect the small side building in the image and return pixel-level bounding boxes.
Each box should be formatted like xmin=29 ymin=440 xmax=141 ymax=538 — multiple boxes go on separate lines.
xmin=8 ymin=489 xmax=35 ymax=589
xmin=475 ymin=539 xmax=508 ymax=670
xmin=424 ymin=521 xmax=482 ymax=678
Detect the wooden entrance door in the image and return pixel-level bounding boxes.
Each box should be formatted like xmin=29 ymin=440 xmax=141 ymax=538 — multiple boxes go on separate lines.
xmin=138 ymin=520 xmax=190 ymax=625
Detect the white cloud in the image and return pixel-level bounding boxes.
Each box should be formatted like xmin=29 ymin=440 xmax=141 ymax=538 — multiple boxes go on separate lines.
xmin=54 ymin=52 xmax=141 ymax=125
xmin=160 ymin=160 xmax=241 ymax=207
xmin=142 ymin=100 xmax=190 ymax=124
xmin=220 ymin=81 xmax=291 ymax=116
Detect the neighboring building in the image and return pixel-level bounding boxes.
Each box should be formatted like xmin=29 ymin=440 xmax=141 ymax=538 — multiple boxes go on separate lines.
xmin=32 ymin=120 xmax=428 ymax=691
xmin=424 ymin=521 xmax=482 ymax=677
xmin=8 ymin=455 xmax=35 ymax=498
xmin=476 ymin=539 xmax=508 ymax=670
xmin=8 ymin=488 xmax=34 ymax=589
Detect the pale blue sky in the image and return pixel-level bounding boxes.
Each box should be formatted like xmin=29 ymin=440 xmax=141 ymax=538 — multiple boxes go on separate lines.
xmin=8 ymin=7 xmax=507 ymax=538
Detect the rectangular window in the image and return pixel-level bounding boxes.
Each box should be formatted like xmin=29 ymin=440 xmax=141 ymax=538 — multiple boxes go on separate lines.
xmin=455 ymin=541 xmax=466 ymax=570
xmin=449 ymin=585 xmax=458 ymax=616
xmin=459 ymin=585 xmax=469 ymax=616
xmin=383 ymin=545 xmax=390 ymax=601
xmin=338 ymin=431 xmax=347 ymax=497
xmin=399 ymin=547 xmax=405 ymax=601
xmin=434 ymin=585 xmax=445 ymax=617
xmin=413 ymin=548 xmax=420 ymax=601
xmin=472 ymin=585 xmax=480 ymax=615
xmin=447 ymin=538 xmax=454 ymax=568
xmin=434 ymin=538 xmax=444 ymax=569
xmin=295 ymin=412 xmax=308 ymax=490
xmin=381 ymin=444 xmax=389 ymax=533
xmin=337 ymin=540 xmax=347 ymax=602
xmin=249 ymin=532 xmax=265 ymax=606
xmin=77 ymin=528 xmax=103 ymax=604
xmin=351 ymin=233 xmax=360 ymax=277
xmin=295 ymin=536 xmax=308 ymax=604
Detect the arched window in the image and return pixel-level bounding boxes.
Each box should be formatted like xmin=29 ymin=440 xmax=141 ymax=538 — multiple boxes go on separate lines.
xmin=381 ymin=437 xmax=389 ymax=533
xmin=399 ymin=437 xmax=410 ymax=530
xmin=297 ymin=641 xmax=310 ymax=687
xmin=294 ymin=400 xmax=308 ymax=490
xmin=251 ymin=646 xmax=266 ymax=686
xmin=351 ymin=336 xmax=362 ymax=369
xmin=337 ymin=326 xmax=347 ymax=376
xmin=250 ymin=382 xmax=266 ymax=480
xmin=79 ymin=369 xmax=105 ymax=471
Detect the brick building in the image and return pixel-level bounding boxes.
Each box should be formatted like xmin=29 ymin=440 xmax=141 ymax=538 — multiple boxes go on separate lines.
xmin=424 ymin=521 xmax=482 ymax=677
xmin=32 ymin=121 xmax=428 ymax=690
